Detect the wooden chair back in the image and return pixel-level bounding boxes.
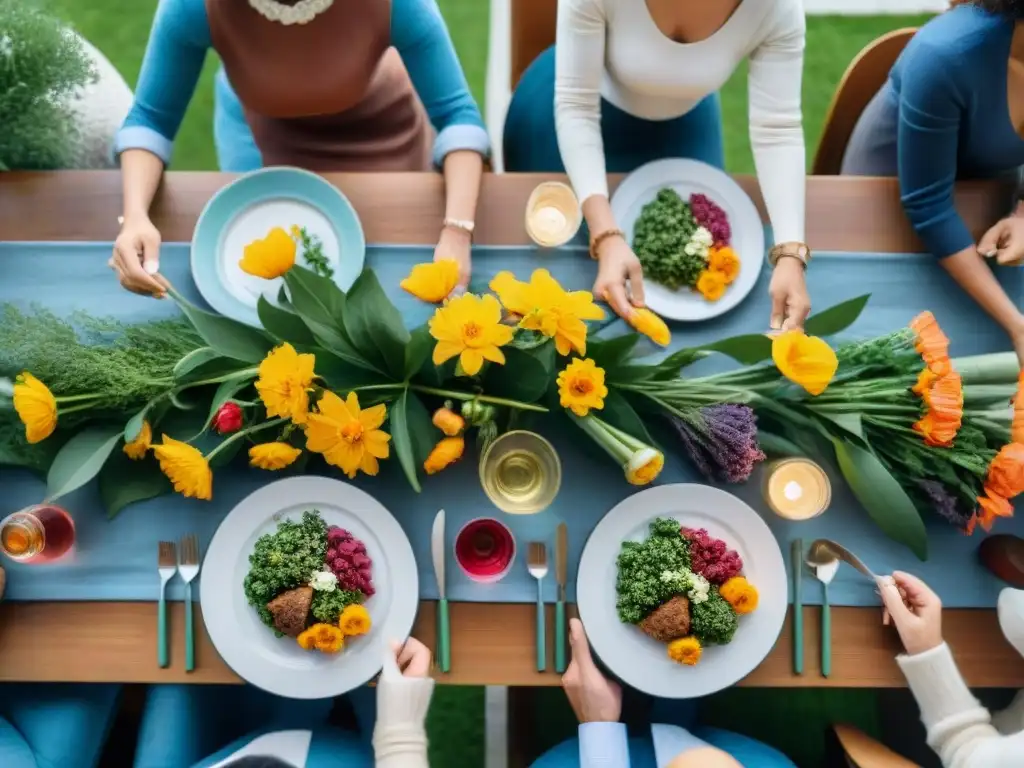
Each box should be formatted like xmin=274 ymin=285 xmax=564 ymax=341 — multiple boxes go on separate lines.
xmin=812 ymin=28 xmax=917 ymax=175
xmin=834 ymin=724 xmax=922 ymax=768
xmin=511 ymin=0 xmax=557 ymax=89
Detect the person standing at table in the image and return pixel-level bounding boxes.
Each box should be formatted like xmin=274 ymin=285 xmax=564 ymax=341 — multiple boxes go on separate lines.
xmin=842 ymin=1 xmax=1024 ymax=368
xmin=110 ymin=0 xmax=489 ymax=299
xmin=501 ymin=0 xmax=813 ymax=331
xmin=132 ymin=639 xmax=433 ymax=768
xmin=877 ymin=574 xmax=1024 ymax=765
xmin=530 ymin=619 xmax=796 ymax=767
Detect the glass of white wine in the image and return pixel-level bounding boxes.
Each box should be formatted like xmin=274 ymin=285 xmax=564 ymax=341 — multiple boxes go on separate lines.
xmin=479 ymin=430 xmax=562 ymax=514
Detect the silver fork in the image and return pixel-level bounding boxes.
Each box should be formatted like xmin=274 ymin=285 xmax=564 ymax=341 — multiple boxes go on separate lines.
xmin=158 ymin=541 xmax=177 ymax=669
xmin=179 ymin=534 xmax=200 ymax=673
xmin=528 ymin=542 xmax=549 ymax=673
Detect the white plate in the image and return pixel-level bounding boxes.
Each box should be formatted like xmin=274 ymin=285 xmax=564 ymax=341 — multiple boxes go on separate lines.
xmin=610 ymin=159 xmax=765 ymax=321
xmin=200 ymin=476 xmax=418 ymax=699
xmin=576 ymin=484 xmax=787 ymax=699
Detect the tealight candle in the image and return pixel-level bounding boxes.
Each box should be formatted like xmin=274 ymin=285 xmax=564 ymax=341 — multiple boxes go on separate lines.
xmin=762 ymin=458 xmax=831 ymax=521
xmin=525 ymin=182 xmax=582 ymax=248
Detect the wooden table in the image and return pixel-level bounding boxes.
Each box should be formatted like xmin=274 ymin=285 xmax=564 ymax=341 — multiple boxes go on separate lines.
xmin=1 ymin=171 xmax=1022 ymax=688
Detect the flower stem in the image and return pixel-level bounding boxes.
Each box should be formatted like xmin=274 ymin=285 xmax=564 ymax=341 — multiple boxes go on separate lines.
xmin=409 ymin=385 xmax=548 ymax=412
xmin=54 ymin=393 xmax=103 ymax=404
xmin=57 ymin=402 xmax=100 ymax=416
xmin=206 ymin=418 xmax=286 ymax=461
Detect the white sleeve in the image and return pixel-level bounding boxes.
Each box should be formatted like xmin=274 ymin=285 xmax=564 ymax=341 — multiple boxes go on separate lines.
xmin=554 ymin=0 xmax=609 ymax=205
xmin=747 ymin=0 xmax=806 ymax=246
xmin=898 ymin=643 xmax=1024 ymax=768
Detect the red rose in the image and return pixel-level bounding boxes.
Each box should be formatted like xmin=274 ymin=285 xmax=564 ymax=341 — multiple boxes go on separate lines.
xmin=212 ymin=402 xmax=243 ymax=434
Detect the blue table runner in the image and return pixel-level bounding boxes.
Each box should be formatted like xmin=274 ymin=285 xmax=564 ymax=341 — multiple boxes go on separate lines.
xmin=1 ymin=242 xmax=1022 ymax=608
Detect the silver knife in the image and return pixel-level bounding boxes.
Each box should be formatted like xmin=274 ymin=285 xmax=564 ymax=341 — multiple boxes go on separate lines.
xmin=432 ymin=510 xmax=451 ymax=673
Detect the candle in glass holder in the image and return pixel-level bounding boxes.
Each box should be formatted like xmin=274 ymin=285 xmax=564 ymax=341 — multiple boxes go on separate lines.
xmin=763 ymin=459 xmax=831 ymax=520
xmin=525 ymin=182 xmax=582 ymax=248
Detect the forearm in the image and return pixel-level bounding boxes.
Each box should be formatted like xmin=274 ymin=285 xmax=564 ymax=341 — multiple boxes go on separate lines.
xmin=373 ymin=676 xmax=433 ymax=768
xmin=441 ymin=150 xmax=483 ymax=222
xmin=120 ymin=150 xmax=165 ymax=221
xmin=581 ymin=194 xmax=619 ymax=238
xmin=940 ymin=247 xmax=1024 ymax=336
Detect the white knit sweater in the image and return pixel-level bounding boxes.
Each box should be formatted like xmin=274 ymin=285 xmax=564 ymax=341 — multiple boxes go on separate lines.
xmin=897 ymin=589 xmax=1024 ymax=767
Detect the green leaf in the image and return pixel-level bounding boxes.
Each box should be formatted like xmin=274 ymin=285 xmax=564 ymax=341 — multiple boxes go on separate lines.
xmin=804 ymin=295 xmax=871 ymax=337
xmin=174 ymin=347 xmax=222 ymax=380
xmin=405 ymin=326 xmax=435 ymax=381
xmin=831 ymin=438 xmax=928 ymax=560
xmin=257 ymin=296 xmax=316 ymax=346
xmin=588 ymin=334 xmax=640 ymax=371
xmin=46 ymin=426 xmax=123 ymax=501
xmin=343 ymin=270 xmax=410 ymax=380
xmin=757 ymin=431 xmax=805 ymax=458
xmin=648 ymin=347 xmax=711 ymax=380
xmin=170 ymin=294 xmax=274 ymax=364
xmin=303 ymin=317 xmax=375 ymax=372
xmin=389 ymin=388 xmax=435 ymax=492
xmin=99 ymin=452 xmax=171 ymax=519
xmin=484 ymin=345 xmax=553 ymax=403
xmin=701 ymin=334 xmax=773 ymax=365
xmin=284 ymin=267 xmax=346 ymax=328
xmin=599 ymin=390 xmax=655 ymax=445
xmin=819 ymin=412 xmax=865 ymax=439
xmin=311 ymin=349 xmax=392 ymax=391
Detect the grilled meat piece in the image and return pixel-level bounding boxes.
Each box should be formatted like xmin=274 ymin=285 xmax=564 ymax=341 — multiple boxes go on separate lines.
xmin=639 ymin=595 xmax=691 ymax=642
xmin=267 ymin=586 xmax=313 ymax=637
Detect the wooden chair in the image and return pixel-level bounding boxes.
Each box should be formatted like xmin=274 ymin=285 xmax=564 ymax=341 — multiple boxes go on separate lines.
xmin=510 ymin=0 xmax=557 ymax=89
xmin=811 ymin=28 xmax=917 ymax=176
xmin=833 ymin=724 xmax=922 ymax=768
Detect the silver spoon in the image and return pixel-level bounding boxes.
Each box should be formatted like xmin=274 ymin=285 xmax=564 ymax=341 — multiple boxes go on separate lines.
xmin=807 ymin=539 xmax=882 ymax=583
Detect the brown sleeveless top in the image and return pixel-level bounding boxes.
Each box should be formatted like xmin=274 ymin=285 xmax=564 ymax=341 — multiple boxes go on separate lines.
xmin=206 ymin=0 xmax=432 ymax=171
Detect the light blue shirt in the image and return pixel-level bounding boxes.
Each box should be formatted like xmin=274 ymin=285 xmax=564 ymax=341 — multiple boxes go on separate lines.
xmin=116 ymin=0 xmax=489 ymax=168
xmin=580 ymin=723 xmax=710 ymax=767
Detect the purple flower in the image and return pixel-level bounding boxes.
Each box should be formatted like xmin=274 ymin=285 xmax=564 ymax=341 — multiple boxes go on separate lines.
xmin=917 ymin=479 xmax=973 ymax=528
xmin=667 ymin=404 xmax=766 ymax=484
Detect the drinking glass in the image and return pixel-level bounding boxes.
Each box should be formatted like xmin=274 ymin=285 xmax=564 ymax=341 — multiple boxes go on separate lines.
xmin=0 ymin=504 xmax=76 ymax=562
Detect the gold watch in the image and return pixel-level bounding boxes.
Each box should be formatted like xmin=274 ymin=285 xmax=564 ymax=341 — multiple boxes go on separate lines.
xmin=768 ymin=241 xmax=810 ymax=268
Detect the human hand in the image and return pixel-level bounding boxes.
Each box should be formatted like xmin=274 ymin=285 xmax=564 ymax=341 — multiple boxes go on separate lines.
xmin=593 ymin=236 xmax=645 ymax=321
xmin=562 ymin=618 xmax=622 ymax=724
xmin=768 ymin=257 xmax=810 ymax=331
xmin=979 ymin=216 xmax=1024 ymax=267
xmin=110 ymin=214 xmax=168 ymax=298
xmin=388 ymin=637 xmax=431 ymax=679
xmin=435 ymin=226 xmax=471 ymax=298
xmin=878 ymin=571 xmax=943 ymax=656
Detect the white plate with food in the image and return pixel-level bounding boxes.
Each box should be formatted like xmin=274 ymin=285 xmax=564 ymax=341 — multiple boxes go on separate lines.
xmin=610 ymin=159 xmax=764 ymax=322
xmin=576 ymin=484 xmax=786 ymax=698
xmin=201 ymin=476 xmax=417 ymax=699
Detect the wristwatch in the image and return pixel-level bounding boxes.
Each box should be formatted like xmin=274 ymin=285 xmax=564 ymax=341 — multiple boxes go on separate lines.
xmin=768 ymin=241 xmax=810 ymax=268
xmin=443 ymin=218 xmax=475 ymax=238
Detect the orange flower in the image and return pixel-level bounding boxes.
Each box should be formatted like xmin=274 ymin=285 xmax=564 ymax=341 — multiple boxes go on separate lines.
xmin=424 ymin=436 xmax=465 ymax=475
xmin=667 ymin=636 xmax=702 ymax=666
xmin=967 ymin=490 xmax=1015 ymax=534
xmin=296 ymin=623 xmax=345 ymax=653
xmin=909 ymin=312 xmax=951 ymax=376
xmin=912 ymin=371 xmax=963 ymax=447
xmin=911 ymin=368 xmax=937 ymax=399
xmin=695 ymin=270 xmax=727 ymax=301
xmin=1013 ymin=373 xmax=1024 ymax=443
xmin=338 ymin=604 xmax=372 ymax=636
xmin=985 ymin=442 xmax=1024 ymax=499
xmin=719 ymin=577 xmax=759 ymax=615
xmin=432 ymin=407 xmax=465 ymax=437
xmin=707 ymin=246 xmax=740 ymax=285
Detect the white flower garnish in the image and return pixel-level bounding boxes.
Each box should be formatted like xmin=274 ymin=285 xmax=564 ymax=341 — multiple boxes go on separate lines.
xmin=309 ymin=569 xmax=338 ymax=592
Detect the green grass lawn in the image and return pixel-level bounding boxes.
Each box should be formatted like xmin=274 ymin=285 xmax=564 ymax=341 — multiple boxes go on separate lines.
xmin=49 ymin=0 xmax=932 ymax=173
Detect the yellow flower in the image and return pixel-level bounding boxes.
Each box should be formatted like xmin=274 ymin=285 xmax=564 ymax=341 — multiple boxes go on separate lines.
xmin=696 ymin=269 xmax=727 ymax=301
xmin=424 ymin=436 xmax=465 ymax=475
xmin=239 ymin=227 xmax=296 ymax=279
xmin=771 ymin=330 xmax=838 ymax=396
xmin=490 ymin=269 xmax=605 ymax=356
xmin=707 ymin=246 xmax=741 ymax=285
xmin=124 ymin=420 xmax=153 ymax=460
xmin=720 ymin=576 xmax=759 ymax=615
xmin=153 ymin=436 xmax=212 ymax=500
xmin=249 ymin=442 xmax=302 ymax=470
xmin=667 ymin=636 xmax=702 ymax=666
xmin=338 ymin=604 xmax=372 ymax=636
xmin=306 ymin=391 xmax=390 ymax=478
xmin=626 ymin=448 xmax=664 ymax=486
xmin=289 ymin=225 xmax=302 ymax=238
xmin=629 ymin=308 xmax=671 ymax=346
xmin=432 ymin=407 xmax=465 ymax=437
xmin=12 ymin=372 xmax=57 ymax=444
xmin=557 ymin=358 xmax=608 ymax=417
xmin=428 ymin=293 xmax=515 ymax=376
xmin=297 ymin=623 xmax=345 ymax=653
xmin=255 ymin=343 xmax=317 ymax=425
xmin=401 ymin=260 xmax=460 ymax=303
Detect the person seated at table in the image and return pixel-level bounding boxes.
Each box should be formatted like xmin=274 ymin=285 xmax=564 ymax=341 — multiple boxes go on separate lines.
xmin=111 ymin=0 xmax=488 ymax=300
xmin=530 ymin=619 xmax=796 ymax=767
xmin=501 ymin=0 xmax=812 ymax=331
xmin=878 ymin=572 xmax=1024 ymax=766
xmin=0 ymin=682 xmax=122 ymax=768
xmin=132 ymin=639 xmax=432 ymax=768
xmin=841 ymin=0 xmax=1024 ymax=368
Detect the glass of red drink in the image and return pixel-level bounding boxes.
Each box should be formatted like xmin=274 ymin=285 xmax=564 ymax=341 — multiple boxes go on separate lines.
xmin=0 ymin=504 xmax=76 ymax=563
xmin=454 ymin=518 xmax=516 ymax=583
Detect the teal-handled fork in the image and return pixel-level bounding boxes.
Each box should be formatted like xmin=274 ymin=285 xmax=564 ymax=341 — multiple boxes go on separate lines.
xmin=527 ymin=542 xmax=549 ymax=673
xmin=157 ymin=541 xmax=177 ymax=668
xmin=179 ymin=534 xmax=201 ymax=672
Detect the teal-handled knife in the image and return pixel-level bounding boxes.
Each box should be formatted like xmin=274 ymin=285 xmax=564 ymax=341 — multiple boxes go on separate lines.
xmin=432 ymin=510 xmax=451 ymax=673
xmin=805 ymin=553 xmax=837 ymax=678
xmin=791 ymin=539 xmax=804 ymax=675
xmin=555 ymin=523 xmax=568 ymax=673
